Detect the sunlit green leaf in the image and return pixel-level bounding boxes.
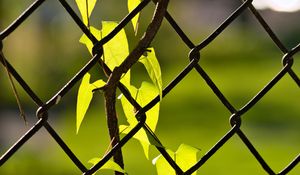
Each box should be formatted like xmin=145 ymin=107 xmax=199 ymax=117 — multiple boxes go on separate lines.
xmin=76 ymin=73 xmax=105 ymax=133
xmin=91 ymin=79 xmax=106 ymax=89
xmin=119 ymin=124 xmax=162 ymax=157
xmin=101 ymin=21 xmax=129 ymax=68
xmin=121 ymin=82 xmax=160 ymax=132
xmin=75 ymin=0 xmax=97 ymax=26
xmin=79 ymin=26 xmax=101 ymax=54
xmin=120 ymin=82 xmax=161 ymax=158
xmin=139 ymin=48 xmax=163 ymax=99
xmin=152 ymin=144 xmax=200 ymax=175
xmin=128 ymin=0 xmax=141 ymax=34
xmin=152 ymin=149 xmax=175 ymax=175
xmin=176 ymin=144 xmax=199 ymax=174
xmin=79 ymin=22 xmax=130 ymax=87
xmin=102 ymin=21 xmax=131 ymax=87
xmin=76 ymin=73 xmax=93 ymax=134
xmin=89 ymin=158 xmax=126 ymax=174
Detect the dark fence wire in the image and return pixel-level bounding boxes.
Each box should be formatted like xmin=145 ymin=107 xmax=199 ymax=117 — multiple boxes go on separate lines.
xmin=0 ymin=0 xmax=299 ymax=174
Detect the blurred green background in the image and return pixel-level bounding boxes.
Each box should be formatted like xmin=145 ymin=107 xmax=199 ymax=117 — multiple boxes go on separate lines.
xmin=0 ymin=0 xmax=299 ymax=174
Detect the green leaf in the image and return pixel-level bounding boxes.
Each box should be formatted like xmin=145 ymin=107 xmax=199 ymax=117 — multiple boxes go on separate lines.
xmin=101 ymin=21 xmax=130 ymax=87
xmin=120 ymin=82 xmax=161 ymax=158
xmin=75 ymin=0 xmax=97 ymax=26
xmin=89 ymin=158 xmax=126 ymax=174
xmin=152 ymin=149 xmax=175 ymax=175
xmin=101 ymin=21 xmax=129 ymax=67
xmin=79 ymin=22 xmax=130 ymax=87
xmin=79 ymin=26 xmax=101 ymax=54
xmin=119 ymin=124 xmax=162 ymax=154
xmin=176 ymin=144 xmax=199 ymax=174
xmin=91 ymin=79 xmax=106 ymax=89
xmin=139 ymin=48 xmax=163 ymax=99
xmin=76 ymin=73 xmax=105 ymax=133
xmin=153 ymin=144 xmax=200 ymax=175
xmin=76 ymin=73 xmax=93 ymax=134
xmin=127 ymin=0 xmax=141 ymax=34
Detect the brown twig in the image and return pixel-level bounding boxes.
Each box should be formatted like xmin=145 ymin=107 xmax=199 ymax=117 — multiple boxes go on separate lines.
xmin=0 ymin=51 xmax=27 ymax=124
xmin=102 ymin=0 xmax=169 ymax=174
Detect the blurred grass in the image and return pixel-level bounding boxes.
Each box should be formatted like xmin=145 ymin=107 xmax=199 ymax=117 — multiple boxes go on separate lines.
xmin=1 ymin=49 xmax=299 ymax=174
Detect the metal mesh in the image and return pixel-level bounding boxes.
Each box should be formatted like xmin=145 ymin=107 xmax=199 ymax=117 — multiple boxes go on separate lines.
xmin=0 ymin=0 xmax=299 ymax=174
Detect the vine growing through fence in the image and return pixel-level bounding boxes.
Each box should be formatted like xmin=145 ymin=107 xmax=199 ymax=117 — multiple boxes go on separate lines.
xmin=75 ymin=0 xmax=199 ymax=174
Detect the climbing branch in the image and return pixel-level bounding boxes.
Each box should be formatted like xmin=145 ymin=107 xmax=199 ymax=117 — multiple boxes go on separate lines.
xmin=102 ymin=0 xmax=169 ymax=174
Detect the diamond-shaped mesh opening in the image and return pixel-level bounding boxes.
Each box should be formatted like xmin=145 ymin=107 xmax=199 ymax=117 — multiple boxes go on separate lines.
xmin=0 ymin=127 xmax=83 ymax=174
xmin=1 ymin=1 xmax=89 ymax=100
xmin=48 ymin=109 xmax=111 ymax=173
xmin=198 ymin=12 xmax=287 ymax=109
xmin=241 ymin=73 xmax=300 ymax=171
xmin=157 ymin=70 xmax=230 ymax=146
xmin=197 ymin=135 xmax=269 ymax=175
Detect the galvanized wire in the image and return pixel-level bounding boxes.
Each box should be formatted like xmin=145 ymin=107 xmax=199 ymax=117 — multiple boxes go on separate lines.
xmin=0 ymin=0 xmax=299 ymax=174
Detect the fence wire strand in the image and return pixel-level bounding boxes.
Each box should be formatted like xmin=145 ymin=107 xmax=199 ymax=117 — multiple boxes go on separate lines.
xmin=0 ymin=0 xmax=299 ymax=174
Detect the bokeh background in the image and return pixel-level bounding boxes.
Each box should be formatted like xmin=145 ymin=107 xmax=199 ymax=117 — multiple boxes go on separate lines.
xmin=0 ymin=0 xmax=299 ymax=174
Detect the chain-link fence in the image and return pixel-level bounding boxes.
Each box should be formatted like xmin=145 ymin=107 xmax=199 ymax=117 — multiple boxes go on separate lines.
xmin=0 ymin=0 xmax=299 ymax=174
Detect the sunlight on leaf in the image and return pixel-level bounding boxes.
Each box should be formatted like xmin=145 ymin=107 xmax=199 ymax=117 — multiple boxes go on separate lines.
xmin=101 ymin=21 xmax=131 ymax=87
xmin=75 ymin=0 xmax=97 ymax=26
xmin=91 ymin=79 xmax=106 ymax=88
xmin=120 ymin=82 xmax=161 ymax=158
xmin=79 ymin=22 xmax=130 ymax=86
xmin=89 ymin=158 xmax=126 ymax=174
xmin=152 ymin=149 xmax=175 ymax=175
xmin=79 ymin=26 xmax=101 ymax=54
xmin=119 ymin=124 xmax=162 ymax=157
xmin=128 ymin=0 xmax=141 ymax=34
xmin=176 ymin=144 xmax=199 ymax=174
xmin=76 ymin=73 xmax=93 ymax=134
xmin=101 ymin=21 xmax=129 ymax=69
xmin=76 ymin=73 xmax=105 ymax=133
xmin=139 ymin=48 xmax=163 ymax=99
xmin=152 ymin=144 xmax=200 ymax=175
